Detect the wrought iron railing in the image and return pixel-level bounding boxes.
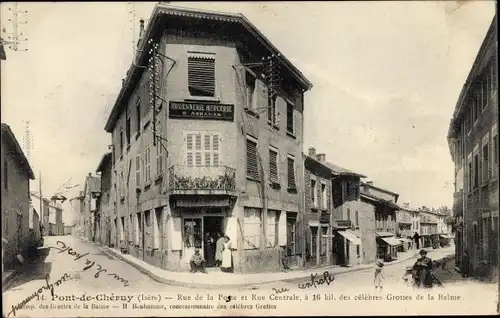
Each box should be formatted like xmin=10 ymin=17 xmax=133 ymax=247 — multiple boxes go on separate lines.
xmin=168 ymin=165 xmax=236 ymax=192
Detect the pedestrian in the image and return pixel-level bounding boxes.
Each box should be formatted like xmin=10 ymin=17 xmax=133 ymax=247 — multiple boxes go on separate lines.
xmin=189 ymin=248 xmax=207 ymax=273
xmin=215 ymin=232 xmax=224 ymax=267
xmin=374 ymin=260 xmax=385 ymax=290
xmin=220 ymin=236 xmax=233 ymax=273
xmin=413 ymin=249 xmax=433 ymax=288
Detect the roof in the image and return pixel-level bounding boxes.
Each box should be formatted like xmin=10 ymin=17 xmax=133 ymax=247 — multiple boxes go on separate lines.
xmin=303 ymin=154 xmax=366 ymax=178
xmin=447 ymin=14 xmax=497 ymax=140
xmin=1 ymin=123 xmax=35 ymax=179
xmin=361 ymin=192 xmax=400 ymax=210
xmin=96 ymin=152 xmax=112 ymax=173
xmin=104 ymin=4 xmax=313 ymax=132
xmin=361 ymin=182 xmax=399 ymax=198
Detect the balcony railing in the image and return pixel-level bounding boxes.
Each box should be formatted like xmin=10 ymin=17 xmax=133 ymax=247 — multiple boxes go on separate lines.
xmin=168 ymin=165 xmax=236 ymax=195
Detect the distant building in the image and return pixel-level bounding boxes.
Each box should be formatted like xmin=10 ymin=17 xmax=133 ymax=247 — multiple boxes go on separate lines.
xmin=96 ymin=152 xmax=112 ymax=246
xmin=397 ymin=203 xmax=415 ymax=251
xmin=82 ymin=173 xmax=101 ymax=241
xmin=69 ymin=191 xmax=85 ymax=236
xmin=360 ymin=182 xmax=401 ymax=261
xmin=419 ymin=206 xmax=439 ymax=248
xmin=1 ymin=123 xmax=36 ymax=270
xmin=447 ymin=14 xmax=498 ymax=277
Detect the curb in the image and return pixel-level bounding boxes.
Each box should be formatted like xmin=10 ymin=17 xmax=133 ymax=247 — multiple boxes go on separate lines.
xmin=79 ymin=236 xmax=453 ymax=289
xmin=98 ymin=246 xmax=421 ymax=290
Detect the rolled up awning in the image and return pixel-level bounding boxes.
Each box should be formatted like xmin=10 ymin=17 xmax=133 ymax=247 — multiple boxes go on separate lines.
xmin=338 ymin=230 xmax=361 ymax=245
xmin=381 ymin=236 xmax=402 ymax=246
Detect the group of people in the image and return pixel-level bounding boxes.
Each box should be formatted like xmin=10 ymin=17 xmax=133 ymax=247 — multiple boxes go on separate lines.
xmin=189 ymin=233 xmax=233 ymax=273
xmin=374 ymin=249 xmax=442 ymax=290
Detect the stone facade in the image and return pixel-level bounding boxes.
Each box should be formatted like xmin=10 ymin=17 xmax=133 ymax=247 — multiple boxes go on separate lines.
xmin=1 ymin=123 xmax=36 ymax=270
xmin=103 ymin=5 xmax=311 ymax=273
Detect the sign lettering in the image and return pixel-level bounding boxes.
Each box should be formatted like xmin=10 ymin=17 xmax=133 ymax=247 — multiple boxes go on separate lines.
xmin=169 ymin=101 xmax=234 ymax=122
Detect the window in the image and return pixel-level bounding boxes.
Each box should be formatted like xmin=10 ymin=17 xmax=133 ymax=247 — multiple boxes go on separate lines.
xmin=126 ymin=109 xmax=131 ymax=145
xmin=482 ymin=143 xmax=489 ymax=182
xmin=355 ymin=210 xmax=359 ymax=227
xmin=246 ymin=136 xmax=259 ymax=179
xmin=474 ymin=153 xmax=479 ymax=188
xmin=245 ymin=70 xmax=256 ymax=110
xmin=244 ymin=208 xmax=261 ymax=249
xmin=320 ymin=227 xmax=327 ymax=256
xmin=3 ymin=159 xmax=7 ymax=191
xmin=119 ymin=130 xmax=124 ymax=155
xmin=269 ymin=146 xmax=279 ymax=184
xmin=183 ymin=218 xmax=202 ymax=248
xmin=321 ymin=183 xmax=327 ymax=209
xmin=482 ymin=80 xmax=487 ymax=111
xmin=286 ymin=102 xmax=294 ymax=134
xmin=136 ymin=98 xmax=141 ymax=134
xmin=186 ymin=132 xmax=220 ymax=167
xmin=287 ymin=155 xmax=296 ymax=190
xmin=311 ymin=179 xmax=317 ymax=207
xmin=144 ymin=147 xmax=151 ymax=183
xmin=310 ymin=227 xmax=317 ymax=257
xmin=266 ymin=210 xmax=277 ymax=247
xmin=187 ymin=54 xmax=215 ymax=97
xmin=135 ymin=155 xmax=141 ymax=187
xmin=144 ymin=210 xmax=152 ymax=227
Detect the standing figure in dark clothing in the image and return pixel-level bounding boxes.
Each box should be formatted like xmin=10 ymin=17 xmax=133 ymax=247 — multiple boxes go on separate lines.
xmin=413 ymin=249 xmax=433 ymax=288
xmin=205 ymin=233 xmax=215 ymax=267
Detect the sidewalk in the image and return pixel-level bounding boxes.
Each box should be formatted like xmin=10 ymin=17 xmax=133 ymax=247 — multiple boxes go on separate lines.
xmin=79 ymin=236 xmax=431 ymax=289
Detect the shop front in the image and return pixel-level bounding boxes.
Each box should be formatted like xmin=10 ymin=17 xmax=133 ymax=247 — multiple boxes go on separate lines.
xmin=376 ymin=232 xmax=401 ymax=261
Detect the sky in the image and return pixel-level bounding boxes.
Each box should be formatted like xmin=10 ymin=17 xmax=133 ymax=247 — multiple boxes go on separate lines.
xmin=0 ymin=1 xmax=495 ymax=222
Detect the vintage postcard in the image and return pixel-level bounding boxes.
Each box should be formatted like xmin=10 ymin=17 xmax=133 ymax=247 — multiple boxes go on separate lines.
xmin=1 ymin=1 xmax=499 ymax=316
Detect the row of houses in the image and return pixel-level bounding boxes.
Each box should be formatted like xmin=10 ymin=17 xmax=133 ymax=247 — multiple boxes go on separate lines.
xmin=74 ymin=4 xmax=453 ymax=273
xmin=30 ymin=193 xmax=65 ymax=237
xmin=447 ymin=14 xmax=498 ymax=280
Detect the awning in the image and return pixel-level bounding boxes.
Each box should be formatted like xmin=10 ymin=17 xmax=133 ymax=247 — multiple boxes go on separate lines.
xmin=338 ymin=230 xmax=361 ymax=245
xmin=381 ymin=237 xmax=402 ymax=246
xmin=376 ymin=232 xmax=394 ymax=238
xmin=398 ymin=238 xmax=412 ymax=243
xmin=440 ymin=234 xmax=455 ymax=239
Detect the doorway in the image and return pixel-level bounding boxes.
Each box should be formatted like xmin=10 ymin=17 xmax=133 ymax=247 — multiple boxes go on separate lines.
xmin=203 ymin=216 xmax=223 ymax=267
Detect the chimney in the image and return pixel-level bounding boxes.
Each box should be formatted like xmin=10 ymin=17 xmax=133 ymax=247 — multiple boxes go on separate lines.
xmin=308 ymin=147 xmax=316 ymax=157
xmin=137 ymin=19 xmax=145 ymax=49
xmin=316 ymin=153 xmax=326 ymax=162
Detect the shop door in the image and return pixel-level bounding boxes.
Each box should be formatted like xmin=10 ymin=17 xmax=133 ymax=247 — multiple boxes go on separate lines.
xmin=203 ymin=216 xmax=223 ymax=267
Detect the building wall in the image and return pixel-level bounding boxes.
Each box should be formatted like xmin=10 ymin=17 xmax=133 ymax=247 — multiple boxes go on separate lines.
xmin=56 ymin=208 xmax=63 ymax=235
xmin=108 ymin=27 xmax=305 ymax=273
xmin=99 ymin=161 xmax=112 ymax=246
xmin=344 ymin=200 xmax=376 ymax=265
xmin=1 ymin=143 xmax=32 ymax=269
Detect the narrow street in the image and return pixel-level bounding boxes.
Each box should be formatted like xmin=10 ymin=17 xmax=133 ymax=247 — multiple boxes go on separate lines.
xmin=3 ymin=237 xmax=498 ymax=316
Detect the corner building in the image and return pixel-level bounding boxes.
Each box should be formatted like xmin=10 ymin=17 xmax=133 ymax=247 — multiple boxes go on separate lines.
xmin=104 ymin=5 xmax=312 ymax=273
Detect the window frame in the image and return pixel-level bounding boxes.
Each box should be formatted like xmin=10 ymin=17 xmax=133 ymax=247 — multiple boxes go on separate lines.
xmin=144 ymin=147 xmax=151 ymax=183
xmin=187 ymin=52 xmax=216 ymax=98
xmin=269 ymin=145 xmax=279 ymax=184
xmin=286 ymin=100 xmax=295 ymax=136
xmin=286 ymin=154 xmax=297 ymax=191
xmin=243 ymin=208 xmax=262 ymax=250
xmin=311 ymin=178 xmax=317 ymax=208
xmin=266 ymin=210 xmax=278 ymax=247
xmin=244 ymin=68 xmax=257 ymax=111
xmin=246 ymin=135 xmax=259 ymax=180
xmin=321 ymin=182 xmax=327 ymax=210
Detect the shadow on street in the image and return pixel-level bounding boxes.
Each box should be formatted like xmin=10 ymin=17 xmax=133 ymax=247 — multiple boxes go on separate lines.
xmin=8 ymin=247 xmax=52 ymax=291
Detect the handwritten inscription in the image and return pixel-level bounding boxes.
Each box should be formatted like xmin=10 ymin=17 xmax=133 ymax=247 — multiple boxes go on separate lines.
xmin=50 ymin=241 xmax=129 ymax=287
xmin=7 ymin=273 xmax=71 ymax=317
xmin=272 ymin=287 xmax=290 ymax=295
xmin=298 ymin=271 xmax=335 ymax=289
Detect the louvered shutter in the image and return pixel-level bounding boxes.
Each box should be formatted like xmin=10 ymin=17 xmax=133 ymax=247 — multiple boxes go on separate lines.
xmin=269 ymin=148 xmax=278 ymax=183
xmin=287 ymin=157 xmax=296 ymax=188
xmin=188 ymin=57 xmax=215 ymax=97
xmin=246 ymin=138 xmax=259 ymax=179
xmin=186 ymin=134 xmax=193 ymax=166
xmin=204 ymin=135 xmax=211 ymax=166
xmin=135 ymin=156 xmax=141 ymax=187
xmin=213 ymin=135 xmax=219 ymax=166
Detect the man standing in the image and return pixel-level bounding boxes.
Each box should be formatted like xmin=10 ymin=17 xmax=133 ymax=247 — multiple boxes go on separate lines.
xmin=190 ymin=248 xmax=207 ymax=273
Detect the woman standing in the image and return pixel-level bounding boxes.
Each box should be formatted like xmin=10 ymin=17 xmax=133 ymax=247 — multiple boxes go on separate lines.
xmin=221 ymin=236 xmax=233 ymax=272
xmin=215 ymin=232 xmax=224 ymax=267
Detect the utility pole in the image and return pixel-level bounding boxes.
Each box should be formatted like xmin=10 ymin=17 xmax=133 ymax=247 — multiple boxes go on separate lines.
xmin=2 ymin=2 xmax=28 ymax=52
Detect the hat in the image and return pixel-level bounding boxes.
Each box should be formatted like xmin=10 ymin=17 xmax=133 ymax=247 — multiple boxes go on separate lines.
xmin=419 ymin=249 xmax=427 ymax=255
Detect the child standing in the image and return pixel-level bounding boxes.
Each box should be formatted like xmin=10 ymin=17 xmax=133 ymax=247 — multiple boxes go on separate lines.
xmin=374 ymin=260 xmax=385 ymax=290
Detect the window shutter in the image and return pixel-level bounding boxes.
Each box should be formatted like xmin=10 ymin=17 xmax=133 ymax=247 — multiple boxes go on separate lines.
xmin=186 ymin=134 xmax=193 ymax=166
xmin=286 ymin=103 xmax=294 ymax=134
xmin=213 ymin=135 xmax=219 ymax=166
xmin=269 ymin=149 xmax=278 ymax=183
xmin=188 ymin=57 xmax=215 ymax=97
xmin=135 ymin=156 xmax=141 ymax=187
xmin=204 ymin=134 xmax=211 ymax=166
xmin=287 ymin=157 xmax=296 ymax=188
xmin=246 ymin=138 xmax=259 ymax=179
